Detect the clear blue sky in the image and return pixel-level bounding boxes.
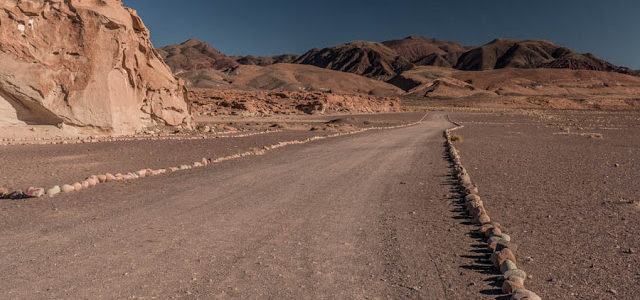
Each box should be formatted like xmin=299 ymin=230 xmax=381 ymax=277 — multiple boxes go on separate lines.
xmin=124 ymin=0 xmax=640 ymax=69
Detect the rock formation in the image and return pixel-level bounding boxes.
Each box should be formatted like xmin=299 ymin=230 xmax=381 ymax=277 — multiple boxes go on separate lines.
xmin=188 ymin=89 xmax=401 ymax=116
xmin=0 ymin=0 xmax=191 ymax=134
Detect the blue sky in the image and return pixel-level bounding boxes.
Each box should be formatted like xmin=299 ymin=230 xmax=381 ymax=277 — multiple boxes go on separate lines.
xmin=124 ymin=0 xmax=640 ymax=69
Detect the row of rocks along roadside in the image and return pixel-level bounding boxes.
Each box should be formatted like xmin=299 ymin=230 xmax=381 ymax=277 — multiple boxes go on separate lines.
xmin=0 ymin=127 xmax=277 ymax=146
xmin=444 ymin=123 xmax=542 ymax=300
xmin=1 ymin=115 xmax=428 ymax=200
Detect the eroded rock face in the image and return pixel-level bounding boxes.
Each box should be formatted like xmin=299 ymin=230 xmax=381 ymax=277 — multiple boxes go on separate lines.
xmin=0 ymin=0 xmax=191 ymax=134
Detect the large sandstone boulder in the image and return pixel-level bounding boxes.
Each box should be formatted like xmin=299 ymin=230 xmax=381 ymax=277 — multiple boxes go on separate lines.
xmin=0 ymin=0 xmax=191 ymax=134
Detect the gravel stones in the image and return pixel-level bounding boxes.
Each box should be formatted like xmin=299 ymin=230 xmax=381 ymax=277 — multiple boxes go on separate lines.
xmin=511 ymin=289 xmax=542 ymax=300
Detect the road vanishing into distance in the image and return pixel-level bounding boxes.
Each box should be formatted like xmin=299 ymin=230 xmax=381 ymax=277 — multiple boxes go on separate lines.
xmin=1 ymin=113 xmax=497 ymax=299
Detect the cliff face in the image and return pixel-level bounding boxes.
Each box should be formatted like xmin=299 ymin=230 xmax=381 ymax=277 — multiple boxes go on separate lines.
xmin=0 ymin=0 xmax=191 ymax=134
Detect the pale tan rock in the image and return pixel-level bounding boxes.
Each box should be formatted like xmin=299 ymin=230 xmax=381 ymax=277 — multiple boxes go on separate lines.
xmin=0 ymin=0 xmax=191 ymax=133
xmin=81 ymin=181 xmax=90 ymax=189
xmin=97 ymin=175 xmax=108 ymax=183
xmin=61 ymin=184 xmax=75 ymax=193
xmin=47 ymin=185 xmax=61 ymax=196
xmin=72 ymin=182 xmax=83 ymax=191
xmin=87 ymin=178 xmax=98 ymax=186
xmin=105 ymin=173 xmax=116 ymax=181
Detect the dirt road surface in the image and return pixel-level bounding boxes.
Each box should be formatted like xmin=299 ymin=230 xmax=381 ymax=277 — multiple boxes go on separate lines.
xmin=1 ymin=113 xmax=497 ymax=299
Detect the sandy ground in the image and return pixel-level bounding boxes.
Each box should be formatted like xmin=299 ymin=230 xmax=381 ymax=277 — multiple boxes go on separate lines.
xmin=0 ymin=112 xmax=511 ymax=299
xmin=451 ymin=110 xmax=640 ymax=299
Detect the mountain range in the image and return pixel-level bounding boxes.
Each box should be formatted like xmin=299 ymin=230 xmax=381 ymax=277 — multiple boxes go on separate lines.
xmin=157 ymin=36 xmax=640 ymax=110
xmin=159 ymin=36 xmax=637 ymax=85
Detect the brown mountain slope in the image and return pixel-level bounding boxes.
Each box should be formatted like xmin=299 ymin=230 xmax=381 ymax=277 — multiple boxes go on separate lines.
xmin=397 ymin=66 xmax=640 ymax=110
xmin=174 ymin=63 xmax=402 ymax=96
xmin=455 ymin=39 xmax=634 ymax=75
xmin=293 ymin=41 xmax=413 ymax=80
xmin=157 ymin=39 xmax=239 ymax=73
xmin=235 ymin=54 xmax=299 ymax=66
xmin=382 ymin=35 xmax=472 ymax=68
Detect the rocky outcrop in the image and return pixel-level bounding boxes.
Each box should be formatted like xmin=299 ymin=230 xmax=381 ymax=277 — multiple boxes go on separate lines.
xmin=188 ymin=89 xmax=401 ymax=116
xmin=0 ymin=0 xmax=191 ymax=134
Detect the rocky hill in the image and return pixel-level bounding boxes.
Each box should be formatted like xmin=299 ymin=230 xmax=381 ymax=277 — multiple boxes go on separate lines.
xmin=235 ymin=54 xmax=300 ymax=66
xmin=293 ymin=41 xmax=413 ymax=80
xmin=157 ymin=39 xmax=239 ymax=73
xmin=455 ymin=38 xmax=635 ymax=74
xmin=382 ymin=35 xmax=473 ymax=68
xmin=0 ymin=0 xmax=191 ymax=134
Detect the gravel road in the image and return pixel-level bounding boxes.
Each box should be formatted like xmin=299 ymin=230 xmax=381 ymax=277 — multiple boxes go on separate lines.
xmin=1 ymin=113 xmax=498 ymax=299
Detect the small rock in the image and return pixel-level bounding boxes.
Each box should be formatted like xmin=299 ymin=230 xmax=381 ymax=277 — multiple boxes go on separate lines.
xmin=193 ymin=162 xmax=204 ymax=167
xmin=511 ymin=289 xmax=542 ymax=300
xmin=26 ymin=187 xmax=45 ymax=198
xmin=97 ymin=175 xmax=108 ymax=182
xmin=490 ymin=233 xmax=511 ymax=243
xmin=502 ymin=280 xmax=525 ymax=294
xmin=504 ymin=269 xmax=527 ymax=282
xmin=485 ymin=226 xmax=502 ymax=238
xmin=47 ymin=186 xmax=61 ymax=196
xmin=81 ymin=180 xmax=90 ymax=189
xmin=614 ymin=163 xmax=620 ymax=167
xmin=480 ymin=223 xmax=498 ymax=236
xmin=500 ymin=259 xmax=518 ymax=274
xmin=494 ymin=241 xmax=518 ymax=254
xmin=180 ymin=165 xmax=190 ymax=170
xmin=87 ymin=178 xmax=98 ymax=186
xmin=72 ymin=182 xmax=83 ymax=191
xmin=105 ymin=173 xmax=116 ymax=181
xmin=136 ymin=170 xmax=147 ymax=178
xmin=474 ymin=212 xmax=491 ymax=225
xmin=491 ymin=248 xmax=517 ymax=270
xmin=607 ymin=288 xmax=618 ymax=295
xmin=61 ymin=184 xmax=75 ymax=193
xmin=0 ymin=187 xmax=8 ymax=197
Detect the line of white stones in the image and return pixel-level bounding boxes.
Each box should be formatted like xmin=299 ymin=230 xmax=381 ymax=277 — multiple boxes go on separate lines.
xmin=1 ymin=114 xmax=428 ymax=200
xmin=444 ymin=124 xmax=542 ymax=300
xmin=0 ymin=129 xmax=281 ymax=146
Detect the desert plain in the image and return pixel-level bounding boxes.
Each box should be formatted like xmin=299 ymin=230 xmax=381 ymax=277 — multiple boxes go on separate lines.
xmin=1 ymin=1 xmax=639 ymax=299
